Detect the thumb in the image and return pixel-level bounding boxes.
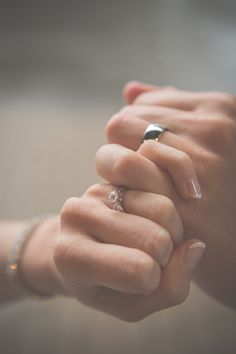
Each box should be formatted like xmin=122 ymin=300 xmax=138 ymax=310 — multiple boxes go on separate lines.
xmin=123 ymin=81 xmax=158 ymax=104
xmin=160 ymin=239 xmax=206 ymax=306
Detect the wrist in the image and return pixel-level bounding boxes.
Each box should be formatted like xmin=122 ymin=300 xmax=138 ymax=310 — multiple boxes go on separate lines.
xmin=0 ymin=221 xmax=25 ymax=301
xmin=21 ymin=215 xmax=68 ymax=297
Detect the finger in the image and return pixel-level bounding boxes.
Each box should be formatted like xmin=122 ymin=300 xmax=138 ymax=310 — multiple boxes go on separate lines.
xmin=134 ymin=89 xmax=204 ymax=111
xmin=67 ymin=196 xmax=174 ymax=267
xmin=54 ymin=233 xmax=161 ymax=295
xmin=138 ymin=140 xmax=202 ymax=200
xmin=79 ymin=239 xmax=206 ymax=322
xmin=123 ymin=81 xmax=177 ymax=105
xmin=123 ymin=81 xmax=158 ymax=104
xmin=128 ymin=85 xmax=236 ymax=115
xmin=106 ymin=106 xmax=190 ymax=151
xmin=87 ymin=183 xmax=183 ymax=245
xmin=106 ymin=113 xmax=148 ymax=149
xmin=119 ymin=104 xmax=189 ymax=125
xmin=96 ymin=144 xmax=177 ymax=199
xmin=159 ymin=239 xmax=206 ymax=308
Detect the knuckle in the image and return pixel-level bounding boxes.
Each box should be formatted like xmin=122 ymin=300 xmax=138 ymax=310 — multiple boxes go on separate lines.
xmin=213 ymin=117 xmax=230 ymax=134
xmin=60 ymin=197 xmax=80 ymax=222
xmin=105 ymin=113 xmax=126 ymax=142
xmin=127 ymin=252 xmax=161 ymax=295
xmin=142 ymin=227 xmax=173 ymax=267
xmin=106 ymin=106 xmax=134 ymax=143
xmin=145 ymin=197 xmax=162 ymax=222
xmin=214 ymin=116 xmax=234 ymax=135
xmin=139 ymin=138 xmax=157 ymax=156
xmin=85 ymin=183 xmax=102 ymax=198
xmin=159 ymin=196 xmax=176 ymax=225
xmin=114 ymin=151 xmax=136 ymax=178
xmin=95 ymin=144 xmax=110 ymax=174
xmin=53 ymin=235 xmax=74 ymax=273
xmin=146 ymin=196 xmax=183 ymax=243
xmin=206 ymin=92 xmax=236 ymax=114
xmin=53 ymin=236 xmax=91 ymax=283
xmin=61 ymin=197 xmax=93 ymax=225
xmin=174 ymin=151 xmax=192 ymax=167
xmin=203 ymin=116 xmax=236 ymax=153
xmin=156 ymin=196 xmax=184 ymax=244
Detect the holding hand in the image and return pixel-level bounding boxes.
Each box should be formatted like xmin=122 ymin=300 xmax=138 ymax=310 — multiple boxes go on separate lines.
xmin=52 ymin=159 xmax=205 ymax=320
xmin=105 ymin=81 xmax=236 ymax=309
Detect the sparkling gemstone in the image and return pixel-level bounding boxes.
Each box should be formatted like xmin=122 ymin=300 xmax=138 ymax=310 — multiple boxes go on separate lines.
xmin=108 ymin=191 xmax=118 ymax=203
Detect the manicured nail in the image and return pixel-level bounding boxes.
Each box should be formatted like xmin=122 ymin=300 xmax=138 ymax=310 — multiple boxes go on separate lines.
xmin=184 ymin=242 xmax=206 ymax=272
xmin=186 ymin=178 xmax=202 ymax=199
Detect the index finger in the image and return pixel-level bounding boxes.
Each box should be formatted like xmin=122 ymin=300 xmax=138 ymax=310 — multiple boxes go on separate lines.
xmin=96 ymin=144 xmax=176 ymax=199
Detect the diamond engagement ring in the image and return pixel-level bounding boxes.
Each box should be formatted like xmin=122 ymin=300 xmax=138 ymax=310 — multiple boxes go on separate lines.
xmin=108 ymin=186 xmax=126 ymax=212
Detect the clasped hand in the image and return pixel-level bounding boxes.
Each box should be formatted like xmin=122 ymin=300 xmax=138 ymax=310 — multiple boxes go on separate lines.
xmin=53 ymin=82 xmax=236 ymax=321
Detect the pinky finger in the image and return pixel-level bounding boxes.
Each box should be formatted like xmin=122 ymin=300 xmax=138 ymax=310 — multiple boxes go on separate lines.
xmin=123 ymin=81 xmax=159 ymax=104
xmin=138 ymin=140 xmax=202 ymax=200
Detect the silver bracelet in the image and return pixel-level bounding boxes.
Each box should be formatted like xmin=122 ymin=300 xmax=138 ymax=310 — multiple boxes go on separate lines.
xmin=6 ymin=214 xmax=56 ymax=300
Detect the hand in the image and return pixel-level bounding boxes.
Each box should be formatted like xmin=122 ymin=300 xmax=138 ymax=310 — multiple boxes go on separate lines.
xmin=104 ymin=81 xmax=236 ymax=309
xmin=51 ymin=182 xmax=205 ymax=321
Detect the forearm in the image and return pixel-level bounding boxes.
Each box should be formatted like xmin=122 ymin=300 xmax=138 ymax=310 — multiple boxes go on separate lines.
xmin=0 ymin=216 xmax=65 ymax=304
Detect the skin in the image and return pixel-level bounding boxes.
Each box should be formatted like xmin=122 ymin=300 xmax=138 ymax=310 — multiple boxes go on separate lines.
xmin=4 ymin=82 xmax=235 ymax=321
xmin=52 ymin=187 xmax=205 ymax=321
xmin=101 ymin=81 xmax=236 ymax=310
xmin=0 ymin=155 xmax=205 ymax=321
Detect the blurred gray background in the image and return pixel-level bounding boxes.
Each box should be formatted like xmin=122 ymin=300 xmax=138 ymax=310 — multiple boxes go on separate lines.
xmin=1 ymin=0 xmax=236 ymax=353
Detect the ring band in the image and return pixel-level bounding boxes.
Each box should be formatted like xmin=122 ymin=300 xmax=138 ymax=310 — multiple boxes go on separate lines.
xmin=108 ymin=186 xmax=126 ymax=212
xmin=143 ymin=123 xmax=168 ymax=143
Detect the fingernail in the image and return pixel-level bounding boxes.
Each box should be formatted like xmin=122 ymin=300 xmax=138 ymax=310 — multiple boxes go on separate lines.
xmin=184 ymin=242 xmax=206 ymax=272
xmin=186 ymin=178 xmax=202 ymax=199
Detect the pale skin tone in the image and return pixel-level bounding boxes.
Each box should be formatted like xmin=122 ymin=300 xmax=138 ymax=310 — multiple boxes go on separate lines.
xmin=0 ymin=169 xmax=205 ymax=321
xmin=0 ymin=112 xmax=205 ymax=322
xmin=103 ymin=81 xmax=236 ymax=310
xmin=1 ymin=83 xmax=235 ymax=321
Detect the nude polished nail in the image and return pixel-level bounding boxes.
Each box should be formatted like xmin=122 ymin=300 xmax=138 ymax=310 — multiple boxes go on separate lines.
xmin=186 ymin=178 xmax=202 ymax=199
xmin=184 ymin=242 xmax=206 ymax=272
